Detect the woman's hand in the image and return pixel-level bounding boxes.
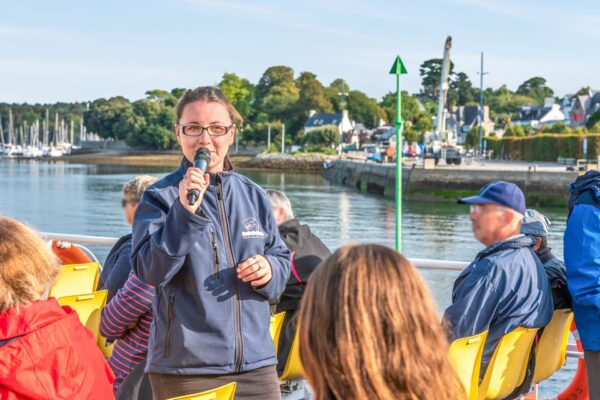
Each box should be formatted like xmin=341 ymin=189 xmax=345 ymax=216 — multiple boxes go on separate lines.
xmin=179 ymin=167 xmax=210 ymax=213
xmin=237 ymin=255 xmax=272 ymax=287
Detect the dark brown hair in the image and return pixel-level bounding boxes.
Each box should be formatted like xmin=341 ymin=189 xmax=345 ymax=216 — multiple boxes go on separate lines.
xmin=298 ymin=243 xmax=463 ymax=400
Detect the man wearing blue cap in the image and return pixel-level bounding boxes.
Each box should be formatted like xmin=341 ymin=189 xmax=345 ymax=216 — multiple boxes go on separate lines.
xmin=443 ymin=181 xmax=553 ymax=381
xmin=521 ymin=209 xmax=571 ymax=310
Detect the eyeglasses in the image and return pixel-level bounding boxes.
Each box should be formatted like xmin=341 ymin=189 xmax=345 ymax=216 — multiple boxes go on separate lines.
xmin=122 ymin=199 xmax=135 ymax=208
xmin=179 ymin=124 xmax=233 ymax=137
xmin=469 ymin=204 xmax=505 ymax=215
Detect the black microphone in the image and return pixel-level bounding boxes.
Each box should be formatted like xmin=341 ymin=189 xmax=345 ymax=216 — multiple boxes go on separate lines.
xmin=187 ymin=147 xmax=211 ymax=206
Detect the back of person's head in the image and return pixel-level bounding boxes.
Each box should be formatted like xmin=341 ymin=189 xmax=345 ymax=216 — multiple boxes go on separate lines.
xmin=298 ymin=243 xmax=462 ymax=400
xmin=0 ymin=217 xmax=60 ymax=312
xmin=123 ymin=175 xmax=158 ymax=204
xmin=266 ymin=188 xmax=294 ymax=224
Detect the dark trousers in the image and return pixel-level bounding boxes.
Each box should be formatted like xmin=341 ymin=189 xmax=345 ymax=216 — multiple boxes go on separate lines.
xmin=149 ymin=365 xmax=281 ymax=400
xmin=585 ymin=350 xmax=600 ymax=400
xmin=276 ymin=310 xmax=297 ymax=375
xmin=116 ymin=357 xmax=152 ymax=400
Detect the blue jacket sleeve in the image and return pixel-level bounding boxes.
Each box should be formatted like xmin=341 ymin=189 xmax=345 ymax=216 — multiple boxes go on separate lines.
xmin=102 ymin=241 xmax=133 ymax=301
xmin=253 ymin=205 xmax=291 ymax=301
xmin=443 ymin=260 xmax=502 ymax=340
xmin=564 ymin=204 xmax=600 ymax=313
xmin=131 ymin=191 xmax=210 ymax=287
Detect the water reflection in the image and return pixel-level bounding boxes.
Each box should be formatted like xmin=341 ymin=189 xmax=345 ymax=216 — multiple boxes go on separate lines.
xmin=0 ymin=159 xmax=574 ymax=396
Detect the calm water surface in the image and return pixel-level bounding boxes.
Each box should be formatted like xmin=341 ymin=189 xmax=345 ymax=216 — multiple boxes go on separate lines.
xmin=0 ymin=159 xmax=575 ymax=396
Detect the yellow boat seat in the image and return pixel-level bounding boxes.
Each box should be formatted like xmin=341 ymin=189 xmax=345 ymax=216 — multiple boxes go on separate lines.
xmin=56 ymin=290 xmax=108 ymax=342
xmin=448 ymin=330 xmax=488 ymax=400
xmin=270 ymin=311 xmax=286 ymax=355
xmin=533 ymin=309 xmax=574 ymax=383
xmin=49 ymin=262 xmax=100 ymax=299
xmin=166 ymin=382 xmax=237 ymax=400
xmin=278 ymin=330 xmax=304 ymax=381
xmin=478 ymin=327 xmax=539 ymax=400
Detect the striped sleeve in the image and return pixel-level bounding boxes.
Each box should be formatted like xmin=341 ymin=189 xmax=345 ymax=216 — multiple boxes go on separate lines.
xmin=100 ymin=272 xmax=155 ymax=340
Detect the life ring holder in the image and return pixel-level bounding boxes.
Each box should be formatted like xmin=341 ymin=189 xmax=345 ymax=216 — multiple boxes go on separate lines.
xmin=51 ymin=240 xmax=96 ymax=265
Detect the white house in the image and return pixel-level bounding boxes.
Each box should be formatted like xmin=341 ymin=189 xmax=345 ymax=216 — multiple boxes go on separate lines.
xmin=304 ymin=110 xmax=353 ymax=136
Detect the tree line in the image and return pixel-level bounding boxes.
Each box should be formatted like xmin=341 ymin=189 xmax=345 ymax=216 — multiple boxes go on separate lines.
xmin=2 ymin=61 xmax=592 ymax=149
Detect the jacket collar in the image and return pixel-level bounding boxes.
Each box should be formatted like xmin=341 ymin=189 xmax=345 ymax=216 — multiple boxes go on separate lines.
xmin=0 ymin=298 xmax=72 ymax=340
xmin=476 ymin=235 xmax=535 ymax=261
xmin=570 ymin=170 xmax=600 ymax=197
xmin=536 ymin=246 xmax=554 ymax=264
xmin=279 ymin=218 xmax=301 ymax=233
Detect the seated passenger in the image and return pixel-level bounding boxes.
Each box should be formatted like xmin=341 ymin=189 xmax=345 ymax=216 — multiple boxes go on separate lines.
xmin=100 ymin=271 xmax=154 ymax=396
xmin=521 ymin=209 xmax=571 ymax=310
xmin=299 ymin=244 xmax=463 ymax=399
xmin=266 ymin=189 xmax=331 ymax=374
xmin=0 ymin=217 xmax=114 ymax=399
xmin=98 ymin=175 xmax=157 ymax=301
xmin=443 ymin=181 xmax=553 ymax=377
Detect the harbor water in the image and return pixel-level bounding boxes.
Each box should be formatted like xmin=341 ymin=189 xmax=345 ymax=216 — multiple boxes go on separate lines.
xmin=0 ymin=158 xmax=576 ymax=397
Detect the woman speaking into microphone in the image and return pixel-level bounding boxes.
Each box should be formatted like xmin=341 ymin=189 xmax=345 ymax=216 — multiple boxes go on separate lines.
xmin=131 ymin=87 xmax=290 ymax=400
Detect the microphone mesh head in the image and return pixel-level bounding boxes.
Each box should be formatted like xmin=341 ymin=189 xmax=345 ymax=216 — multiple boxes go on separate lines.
xmin=195 ymin=147 xmax=211 ymax=162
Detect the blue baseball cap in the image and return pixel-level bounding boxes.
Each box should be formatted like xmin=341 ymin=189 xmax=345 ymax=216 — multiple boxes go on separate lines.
xmin=457 ymin=181 xmax=526 ymax=215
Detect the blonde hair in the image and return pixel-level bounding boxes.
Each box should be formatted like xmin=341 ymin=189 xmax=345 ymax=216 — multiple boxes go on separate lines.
xmin=123 ymin=175 xmax=158 ymax=204
xmin=298 ymin=244 xmax=463 ymax=400
xmin=0 ymin=217 xmax=60 ymax=312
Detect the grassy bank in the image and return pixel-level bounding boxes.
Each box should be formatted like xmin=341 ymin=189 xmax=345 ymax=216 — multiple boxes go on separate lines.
xmin=61 ymin=153 xmax=253 ymax=168
xmin=407 ymin=189 xmax=568 ymax=208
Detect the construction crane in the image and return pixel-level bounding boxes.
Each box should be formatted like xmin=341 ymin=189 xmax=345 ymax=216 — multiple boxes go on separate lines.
xmin=424 ymin=36 xmax=462 ymax=165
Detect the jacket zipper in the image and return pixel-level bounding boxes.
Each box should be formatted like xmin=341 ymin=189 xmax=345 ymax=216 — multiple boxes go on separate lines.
xmin=165 ymin=294 xmax=175 ymax=358
xmin=210 ymin=230 xmax=220 ymax=277
xmin=215 ymin=174 xmax=244 ymax=373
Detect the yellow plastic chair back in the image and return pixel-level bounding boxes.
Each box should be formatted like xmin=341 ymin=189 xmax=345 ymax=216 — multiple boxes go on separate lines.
xmin=270 ymin=311 xmax=286 ymax=354
xmin=448 ymin=330 xmax=489 ymax=400
xmin=278 ymin=330 xmax=304 ymax=381
xmin=166 ymin=382 xmax=237 ymax=400
xmin=49 ymin=262 xmax=100 ymax=299
xmin=56 ymin=290 xmax=108 ymax=342
xmin=478 ymin=327 xmax=539 ymax=400
xmin=533 ymin=310 xmax=574 ymax=383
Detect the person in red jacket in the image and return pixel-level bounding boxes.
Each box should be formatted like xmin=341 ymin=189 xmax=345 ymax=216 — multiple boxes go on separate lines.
xmin=0 ymin=216 xmax=114 ymax=400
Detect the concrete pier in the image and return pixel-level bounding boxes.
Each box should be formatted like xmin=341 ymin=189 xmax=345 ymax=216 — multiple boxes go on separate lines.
xmin=323 ymin=160 xmax=579 ymax=206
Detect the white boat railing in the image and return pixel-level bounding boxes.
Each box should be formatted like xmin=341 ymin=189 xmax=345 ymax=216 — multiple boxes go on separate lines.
xmin=40 ymin=231 xmax=584 ymax=359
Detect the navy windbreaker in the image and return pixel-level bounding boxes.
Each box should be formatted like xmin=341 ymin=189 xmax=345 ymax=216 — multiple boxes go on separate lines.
xmin=564 ymin=170 xmax=600 ymax=351
xmin=443 ymin=236 xmax=553 ymax=374
xmin=131 ymin=158 xmax=291 ymax=375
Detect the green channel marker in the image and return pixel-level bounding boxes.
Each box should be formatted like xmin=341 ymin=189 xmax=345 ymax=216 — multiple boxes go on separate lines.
xmin=389 ymin=56 xmax=407 ymax=252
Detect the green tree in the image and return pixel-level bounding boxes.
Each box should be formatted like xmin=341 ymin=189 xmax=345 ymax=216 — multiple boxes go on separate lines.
xmin=254 ymin=66 xmax=299 ymax=121
xmin=290 ymin=72 xmax=333 ymax=137
xmin=303 ymin=125 xmax=339 ymax=146
xmin=145 ymin=89 xmax=177 ymax=107
xmin=418 ymin=58 xmax=455 ymax=103
xmin=125 ymin=98 xmax=177 ymax=149
xmin=516 ymin=77 xmax=554 ymax=104
xmin=452 ymin=72 xmax=476 ymax=105
xmin=84 ymin=97 xmax=140 ymax=140
xmin=218 ymin=73 xmax=254 ymax=121
xmin=347 ymin=90 xmax=386 ymax=128
xmin=586 ymin=109 xmax=600 ymax=130
xmin=325 ymin=78 xmax=350 ymax=111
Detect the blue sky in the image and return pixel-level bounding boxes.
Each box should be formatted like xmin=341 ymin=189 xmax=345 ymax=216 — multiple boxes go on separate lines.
xmin=1 ymin=0 xmax=599 ymax=103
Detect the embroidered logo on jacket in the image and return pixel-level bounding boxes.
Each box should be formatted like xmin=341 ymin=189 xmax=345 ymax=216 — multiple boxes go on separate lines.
xmin=242 ymin=217 xmax=266 ymax=239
